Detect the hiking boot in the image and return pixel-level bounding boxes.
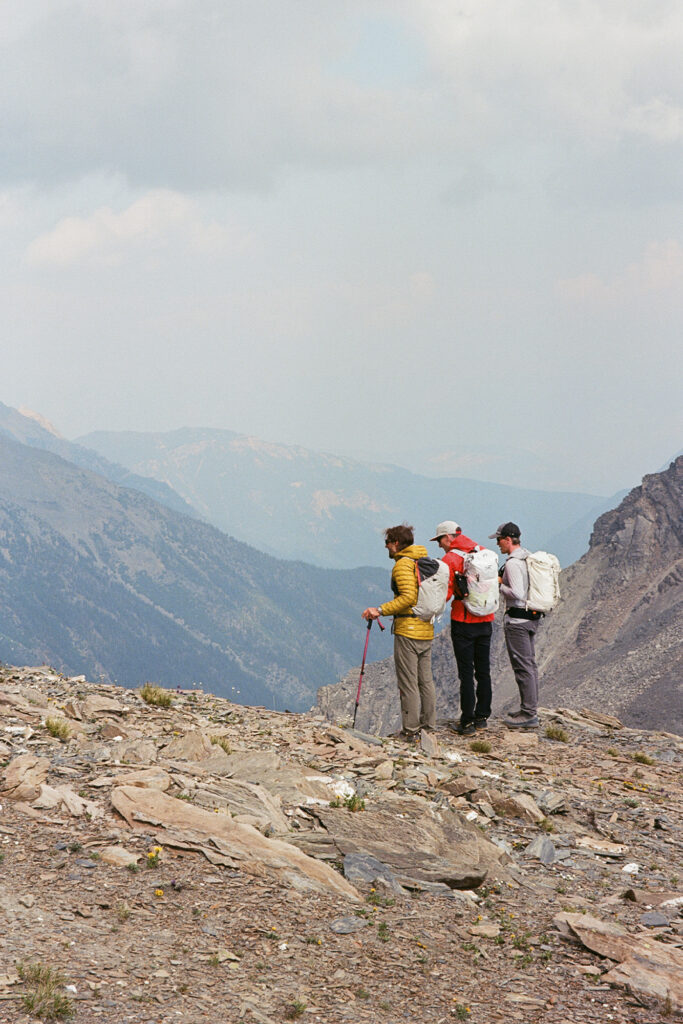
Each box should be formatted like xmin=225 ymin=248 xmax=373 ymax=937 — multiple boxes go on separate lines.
xmin=505 ymin=714 xmax=539 ymax=729
xmin=454 ymin=720 xmax=476 ymax=737
xmin=474 ymin=718 xmax=488 ymax=730
xmin=392 ymin=729 xmax=421 ymax=743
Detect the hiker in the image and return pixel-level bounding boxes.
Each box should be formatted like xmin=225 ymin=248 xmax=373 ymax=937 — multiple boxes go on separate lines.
xmin=361 ymin=524 xmax=436 ymax=739
xmin=431 ymin=521 xmax=495 ymax=736
xmin=490 ymin=521 xmax=541 ymax=729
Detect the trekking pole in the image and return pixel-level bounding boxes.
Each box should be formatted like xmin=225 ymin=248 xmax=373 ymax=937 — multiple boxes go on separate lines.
xmin=352 ymin=617 xmax=384 ymax=729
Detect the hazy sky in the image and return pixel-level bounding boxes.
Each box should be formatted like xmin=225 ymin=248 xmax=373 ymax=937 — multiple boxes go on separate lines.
xmin=2 ymin=1 xmax=682 ymax=494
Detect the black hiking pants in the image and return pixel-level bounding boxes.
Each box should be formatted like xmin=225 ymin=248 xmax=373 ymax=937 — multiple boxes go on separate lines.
xmin=450 ymin=620 xmax=493 ymax=725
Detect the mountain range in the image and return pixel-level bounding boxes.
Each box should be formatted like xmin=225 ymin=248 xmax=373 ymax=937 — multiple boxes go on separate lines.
xmin=318 ymin=455 xmax=683 ymax=734
xmin=0 ymin=428 xmax=393 ymax=708
xmin=78 ymin=426 xmax=616 ymax=570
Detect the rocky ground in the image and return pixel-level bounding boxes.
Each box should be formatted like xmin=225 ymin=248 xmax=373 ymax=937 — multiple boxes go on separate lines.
xmin=1 ymin=665 xmax=681 ymax=1023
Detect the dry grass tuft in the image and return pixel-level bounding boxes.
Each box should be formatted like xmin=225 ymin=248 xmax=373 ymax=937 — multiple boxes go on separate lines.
xmin=140 ymin=683 xmax=173 ymax=708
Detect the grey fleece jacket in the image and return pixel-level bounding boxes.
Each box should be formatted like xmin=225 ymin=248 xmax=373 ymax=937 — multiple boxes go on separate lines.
xmin=500 ymin=546 xmax=530 ymax=609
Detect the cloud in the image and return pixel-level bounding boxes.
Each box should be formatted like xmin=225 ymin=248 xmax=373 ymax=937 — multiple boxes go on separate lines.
xmin=556 ymin=240 xmax=683 ymax=303
xmin=24 ymin=190 xmax=231 ymax=267
xmin=1 ymin=1 xmax=681 ymax=202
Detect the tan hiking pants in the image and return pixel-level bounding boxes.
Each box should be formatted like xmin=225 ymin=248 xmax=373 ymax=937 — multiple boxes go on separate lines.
xmin=393 ymin=633 xmax=436 ymax=733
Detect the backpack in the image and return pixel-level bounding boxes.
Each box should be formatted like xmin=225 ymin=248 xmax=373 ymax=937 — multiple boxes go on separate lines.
xmin=411 ymin=557 xmax=450 ymax=622
xmin=459 ymin=547 xmax=500 ymax=617
xmin=525 ymin=551 xmax=561 ymax=613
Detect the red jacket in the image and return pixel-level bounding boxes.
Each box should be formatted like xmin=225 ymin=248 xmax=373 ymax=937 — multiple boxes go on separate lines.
xmin=442 ymin=534 xmax=496 ymax=624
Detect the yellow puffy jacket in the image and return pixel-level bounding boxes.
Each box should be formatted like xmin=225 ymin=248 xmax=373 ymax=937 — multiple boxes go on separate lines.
xmin=379 ymin=544 xmax=434 ymax=640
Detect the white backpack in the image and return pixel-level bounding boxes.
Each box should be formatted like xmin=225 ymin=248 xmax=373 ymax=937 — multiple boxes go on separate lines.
xmin=460 ymin=547 xmax=500 ymax=617
xmin=411 ymin=557 xmax=450 ymax=623
xmin=525 ymin=551 xmax=561 ymax=613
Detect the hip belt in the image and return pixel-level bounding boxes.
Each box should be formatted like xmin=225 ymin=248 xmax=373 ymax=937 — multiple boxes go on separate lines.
xmin=505 ymin=607 xmax=543 ymax=620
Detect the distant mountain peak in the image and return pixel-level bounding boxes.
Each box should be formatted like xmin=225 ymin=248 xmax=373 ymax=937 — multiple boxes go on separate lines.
xmin=17 ymin=406 xmax=63 ymax=438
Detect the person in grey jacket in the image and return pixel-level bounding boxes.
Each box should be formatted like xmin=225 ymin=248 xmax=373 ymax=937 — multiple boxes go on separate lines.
xmin=489 ymin=522 xmax=542 ymax=729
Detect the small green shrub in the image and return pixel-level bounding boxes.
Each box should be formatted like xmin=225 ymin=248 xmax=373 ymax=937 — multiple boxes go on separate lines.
xmin=545 ymin=725 xmax=569 ymax=742
xmin=539 ymin=817 xmax=555 ymax=833
xmin=633 ymin=752 xmax=655 ymax=765
xmin=377 ymin=921 xmax=390 ymax=942
xmin=115 ymin=902 xmax=131 ymax=922
xmin=284 ymin=1000 xmax=307 ymax=1020
xmin=469 ymin=739 xmax=491 ymax=754
xmin=331 ymin=793 xmax=365 ymax=811
xmin=140 ymin=683 xmax=173 ymax=708
xmin=607 ymin=747 xmax=618 ymax=757
xmin=366 ymin=891 xmax=395 ymax=908
xmin=17 ymin=962 xmax=73 ymax=1021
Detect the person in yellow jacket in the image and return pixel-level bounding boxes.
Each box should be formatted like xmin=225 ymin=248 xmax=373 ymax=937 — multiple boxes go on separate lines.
xmin=362 ymin=523 xmax=436 ymax=738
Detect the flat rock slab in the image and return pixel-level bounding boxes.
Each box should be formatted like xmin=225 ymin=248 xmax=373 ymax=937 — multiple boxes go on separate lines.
xmin=111 ymin=784 xmax=358 ymax=900
xmin=191 ymin=778 xmax=289 ymax=834
xmin=329 ymin=916 xmax=369 ymax=934
xmin=525 ymin=836 xmax=556 ymax=864
xmin=346 ymin=729 xmax=383 ymax=747
xmin=116 ymin=738 xmax=158 ymax=763
xmin=160 ymin=731 xmax=216 ymax=761
xmin=82 ymin=695 xmax=128 ymax=716
xmin=639 ymin=911 xmax=670 ymax=928
xmin=343 ymin=852 xmax=405 ymax=894
xmin=32 ymin=783 xmax=103 ymax=819
xmin=1 ymin=754 xmax=50 ymax=802
xmin=99 ymin=845 xmax=140 ymax=867
xmin=312 ymin=794 xmax=507 ymax=889
xmin=537 ymin=790 xmax=566 ymax=815
xmin=94 ymin=767 xmax=172 ymax=791
xmin=441 ymin=776 xmax=479 ymax=798
xmin=469 ymin=922 xmax=501 ymax=938
xmin=576 ymin=835 xmax=628 ymax=857
xmin=556 ymin=911 xmax=683 ymax=1013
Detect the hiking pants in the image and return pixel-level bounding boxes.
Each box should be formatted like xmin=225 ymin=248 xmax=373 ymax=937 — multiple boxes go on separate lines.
xmin=504 ymin=616 xmax=540 ymax=716
xmin=450 ymin=620 xmax=493 ymax=725
xmin=393 ymin=634 xmax=436 ymax=733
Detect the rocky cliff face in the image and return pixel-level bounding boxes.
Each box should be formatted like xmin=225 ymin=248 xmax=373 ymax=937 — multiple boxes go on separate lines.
xmin=319 ymin=457 xmax=683 ymax=735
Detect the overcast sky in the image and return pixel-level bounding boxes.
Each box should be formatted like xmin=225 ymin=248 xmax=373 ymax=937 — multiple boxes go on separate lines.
xmin=2 ymin=1 xmax=682 ymax=494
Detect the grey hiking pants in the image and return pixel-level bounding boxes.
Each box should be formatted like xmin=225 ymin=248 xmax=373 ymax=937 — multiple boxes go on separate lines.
xmin=503 ymin=616 xmax=540 ymax=716
xmin=393 ymin=634 xmax=436 ymax=734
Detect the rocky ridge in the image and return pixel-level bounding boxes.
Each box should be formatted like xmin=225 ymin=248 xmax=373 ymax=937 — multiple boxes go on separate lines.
xmin=320 ymin=456 xmax=683 ymax=735
xmin=1 ymin=665 xmax=681 ymax=1022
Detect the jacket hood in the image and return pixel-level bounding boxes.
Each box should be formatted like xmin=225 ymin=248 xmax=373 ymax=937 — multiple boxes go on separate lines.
xmin=392 ymin=543 xmax=428 ymax=561
xmin=447 ymin=533 xmax=480 ymax=554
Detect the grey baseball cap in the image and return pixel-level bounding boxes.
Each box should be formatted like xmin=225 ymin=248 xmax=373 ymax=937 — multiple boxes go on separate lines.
xmin=430 ymin=520 xmax=460 ymax=541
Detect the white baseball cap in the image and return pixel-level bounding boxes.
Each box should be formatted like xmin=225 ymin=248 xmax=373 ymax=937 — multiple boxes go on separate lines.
xmin=430 ymin=521 xmax=460 ymax=541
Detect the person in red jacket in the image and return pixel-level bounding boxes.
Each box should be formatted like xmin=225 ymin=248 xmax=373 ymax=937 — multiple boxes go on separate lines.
xmin=431 ymin=520 xmax=496 ymax=736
